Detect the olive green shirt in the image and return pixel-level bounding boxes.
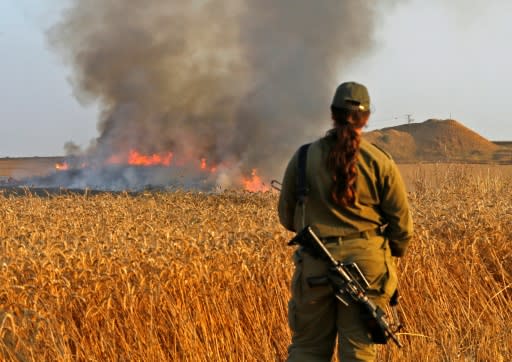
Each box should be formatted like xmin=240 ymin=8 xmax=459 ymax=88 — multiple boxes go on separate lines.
xmin=278 ymin=135 xmax=413 ymax=257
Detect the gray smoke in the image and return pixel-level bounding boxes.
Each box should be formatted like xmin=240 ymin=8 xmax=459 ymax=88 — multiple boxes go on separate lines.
xmin=48 ymin=0 xmax=391 ymax=187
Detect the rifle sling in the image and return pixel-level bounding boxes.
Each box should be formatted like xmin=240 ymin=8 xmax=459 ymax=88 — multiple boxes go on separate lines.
xmin=296 ymin=143 xmax=311 ymax=205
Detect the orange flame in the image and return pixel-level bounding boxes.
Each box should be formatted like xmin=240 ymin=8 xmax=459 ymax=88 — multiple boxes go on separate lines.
xmin=55 ymin=149 xmax=268 ymax=191
xmin=200 ymin=158 xmax=219 ymax=173
xmin=55 ymin=162 xmax=69 ymax=171
xmin=242 ymin=169 xmax=269 ymax=192
xmin=128 ymin=150 xmax=173 ymax=166
xmin=106 ymin=150 xmax=174 ymax=166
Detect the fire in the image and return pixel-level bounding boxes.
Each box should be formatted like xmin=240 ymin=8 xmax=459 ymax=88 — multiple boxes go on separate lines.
xmin=242 ymin=169 xmax=269 ymax=192
xmin=128 ymin=150 xmax=173 ymax=166
xmin=199 ymin=158 xmax=217 ymax=173
xmin=55 ymin=162 xmax=69 ymax=171
xmin=106 ymin=150 xmax=173 ymax=166
xmin=54 ymin=149 xmax=269 ymax=192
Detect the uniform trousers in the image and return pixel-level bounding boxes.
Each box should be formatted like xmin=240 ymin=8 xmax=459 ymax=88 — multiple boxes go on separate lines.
xmin=286 ymin=235 xmax=397 ymax=362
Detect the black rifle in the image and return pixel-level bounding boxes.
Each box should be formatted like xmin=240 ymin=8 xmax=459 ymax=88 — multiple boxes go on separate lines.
xmin=288 ymin=226 xmax=403 ymax=348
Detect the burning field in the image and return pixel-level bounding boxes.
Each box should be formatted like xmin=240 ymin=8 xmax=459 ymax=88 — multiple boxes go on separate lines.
xmin=2 ymin=0 xmax=510 ymax=360
xmin=14 ymin=0 xmax=394 ymax=192
xmin=21 ymin=149 xmax=269 ymax=192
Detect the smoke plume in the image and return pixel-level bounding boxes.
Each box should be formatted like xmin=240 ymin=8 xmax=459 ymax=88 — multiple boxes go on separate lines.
xmin=48 ymin=0 xmax=390 ymax=187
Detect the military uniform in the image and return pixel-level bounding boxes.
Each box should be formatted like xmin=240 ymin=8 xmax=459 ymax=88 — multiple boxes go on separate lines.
xmin=278 ymin=134 xmax=413 ymax=361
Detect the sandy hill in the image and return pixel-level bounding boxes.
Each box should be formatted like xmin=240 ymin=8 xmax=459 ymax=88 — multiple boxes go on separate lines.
xmin=363 ymin=119 xmax=509 ymax=163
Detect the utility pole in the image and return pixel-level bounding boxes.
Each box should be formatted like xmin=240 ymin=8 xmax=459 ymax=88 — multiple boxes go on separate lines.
xmin=405 ymin=114 xmax=414 ymax=124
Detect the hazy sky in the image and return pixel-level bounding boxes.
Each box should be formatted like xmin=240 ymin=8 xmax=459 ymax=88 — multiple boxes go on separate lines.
xmin=1 ymin=0 xmax=511 ymax=157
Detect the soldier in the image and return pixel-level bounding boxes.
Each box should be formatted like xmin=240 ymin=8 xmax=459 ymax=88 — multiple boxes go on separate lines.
xmin=278 ymin=82 xmax=413 ymax=362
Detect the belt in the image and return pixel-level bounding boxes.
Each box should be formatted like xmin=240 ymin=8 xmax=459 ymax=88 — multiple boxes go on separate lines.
xmin=322 ymin=228 xmax=382 ymax=244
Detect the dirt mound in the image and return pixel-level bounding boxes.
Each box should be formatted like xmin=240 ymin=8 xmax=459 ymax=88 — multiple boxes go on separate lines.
xmin=364 ymin=119 xmax=500 ymax=162
xmin=364 ymin=129 xmax=417 ymax=162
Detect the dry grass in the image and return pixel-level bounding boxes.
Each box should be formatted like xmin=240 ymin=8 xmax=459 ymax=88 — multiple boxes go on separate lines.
xmin=387 ymin=165 xmax=512 ymax=361
xmin=0 ymin=164 xmax=511 ymax=361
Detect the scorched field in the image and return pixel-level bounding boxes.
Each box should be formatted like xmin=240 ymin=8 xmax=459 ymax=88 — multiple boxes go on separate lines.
xmin=0 ymin=165 xmax=511 ymax=361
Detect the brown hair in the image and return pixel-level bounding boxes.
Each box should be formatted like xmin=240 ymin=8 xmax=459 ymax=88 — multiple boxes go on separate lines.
xmin=327 ymin=105 xmax=370 ymax=206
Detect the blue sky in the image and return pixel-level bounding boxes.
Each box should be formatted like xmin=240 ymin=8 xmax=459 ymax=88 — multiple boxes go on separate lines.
xmin=1 ymin=0 xmax=511 ymax=156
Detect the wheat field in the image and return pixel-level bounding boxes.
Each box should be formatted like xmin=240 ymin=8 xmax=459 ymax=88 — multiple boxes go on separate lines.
xmin=0 ymin=164 xmax=511 ymax=361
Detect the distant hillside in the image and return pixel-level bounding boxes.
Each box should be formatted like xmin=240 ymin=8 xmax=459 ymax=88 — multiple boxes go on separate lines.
xmin=493 ymin=141 xmax=512 ymax=148
xmin=0 ymin=157 xmax=65 ymax=178
xmin=364 ymin=119 xmax=511 ymax=163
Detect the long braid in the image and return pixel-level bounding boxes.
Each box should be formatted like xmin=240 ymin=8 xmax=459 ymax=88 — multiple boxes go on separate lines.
xmin=327 ymin=106 xmax=369 ymax=207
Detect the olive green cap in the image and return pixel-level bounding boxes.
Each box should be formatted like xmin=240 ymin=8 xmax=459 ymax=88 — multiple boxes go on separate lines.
xmin=331 ymin=81 xmax=371 ymax=112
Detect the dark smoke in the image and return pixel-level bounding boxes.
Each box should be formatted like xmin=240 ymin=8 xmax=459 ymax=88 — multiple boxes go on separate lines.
xmin=48 ymin=0 xmax=391 ymax=188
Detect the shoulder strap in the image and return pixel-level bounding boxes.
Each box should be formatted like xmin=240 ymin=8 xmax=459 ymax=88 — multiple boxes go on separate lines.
xmin=296 ymin=143 xmax=311 ymax=205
